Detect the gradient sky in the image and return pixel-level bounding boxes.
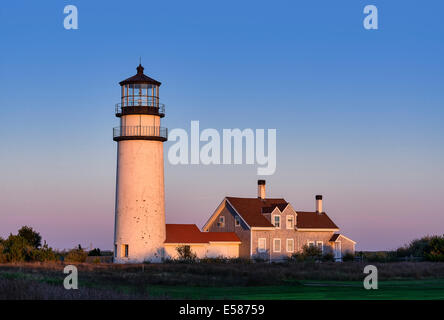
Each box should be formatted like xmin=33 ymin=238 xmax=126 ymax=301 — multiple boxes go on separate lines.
xmin=0 ymin=1 xmax=443 ymax=251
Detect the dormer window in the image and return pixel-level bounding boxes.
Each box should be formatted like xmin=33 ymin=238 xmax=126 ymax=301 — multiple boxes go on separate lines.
xmin=273 ymin=215 xmax=280 ymax=228
xmin=287 ymin=216 xmax=294 ymax=229
xmin=217 ymin=216 xmax=225 ymax=228
xmin=235 ymin=216 xmax=240 ymax=227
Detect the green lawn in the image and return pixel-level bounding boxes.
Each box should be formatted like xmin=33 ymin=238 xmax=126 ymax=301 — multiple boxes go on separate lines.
xmin=145 ymin=279 xmax=444 ymax=300
xmin=2 ymin=264 xmax=444 ymax=300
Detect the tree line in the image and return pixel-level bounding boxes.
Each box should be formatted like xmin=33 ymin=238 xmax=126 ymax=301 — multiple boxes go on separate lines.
xmin=0 ymin=226 xmax=107 ymax=263
xmin=1 ymin=226 xmax=443 ymax=263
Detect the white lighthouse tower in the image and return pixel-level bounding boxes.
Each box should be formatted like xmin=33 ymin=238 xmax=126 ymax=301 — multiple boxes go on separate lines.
xmin=113 ymin=64 xmax=167 ymax=263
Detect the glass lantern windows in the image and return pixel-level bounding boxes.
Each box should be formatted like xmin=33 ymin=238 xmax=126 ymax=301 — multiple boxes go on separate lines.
xmin=121 ymin=84 xmax=159 ymax=107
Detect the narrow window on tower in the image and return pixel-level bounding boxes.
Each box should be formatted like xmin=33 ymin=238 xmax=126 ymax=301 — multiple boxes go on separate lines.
xmin=114 ymin=244 xmax=117 ymax=257
xmin=121 ymin=244 xmax=129 ymax=258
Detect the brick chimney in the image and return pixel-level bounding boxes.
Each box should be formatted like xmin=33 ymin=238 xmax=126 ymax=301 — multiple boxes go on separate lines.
xmin=258 ymin=180 xmax=266 ymax=199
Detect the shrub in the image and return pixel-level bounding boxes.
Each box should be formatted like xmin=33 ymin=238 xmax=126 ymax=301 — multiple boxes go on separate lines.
xmin=395 ymin=235 xmax=444 ymax=261
xmin=342 ymin=251 xmax=355 ymax=262
xmin=0 ymin=227 xmax=57 ymax=263
xmin=29 ymin=242 xmax=57 ymax=262
xmin=88 ymin=248 xmax=101 ymax=256
xmin=175 ymin=245 xmax=197 ymax=262
xmin=408 ymin=237 xmax=433 ymax=257
xmin=0 ymin=241 xmax=7 ymax=263
xmin=424 ymin=236 xmax=444 ymax=262
xmin=289 ymin=252 xmax=305 ymax=262
xmin=253 ymin=256 xmax=267 ymax=263
xmin=65 ymin=246 xmax=87 ymax=263
xmin=302 ymin=244 xmax=322 ymax=261
xmin=228 ymin=258 xmax=252 ymax=264
xmin=289 ymin=246 xmax=324 ymax=262
xmin=1 ymin=235 xmax=56 ymax=263
xmin=362 ymin=251 xmax=391 ymax=262
xmin=200 ymin=256 xmax=227 ymax=264
xmin=396 ymin=246 xmax=410 ymax=258
xmin=322 ymin=252 xmax=335 ymax=262
xmin=2 ymin=234 xmax=33 ymax=262
xmin=17 ymin=226 xmax=42 ymax=249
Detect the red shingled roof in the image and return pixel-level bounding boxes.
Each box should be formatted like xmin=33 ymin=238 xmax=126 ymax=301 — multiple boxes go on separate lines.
xmin=296 ymin=212 xmax=339 ymax=229
xmin=226 ymin=197 xmax=287 ymax=227
xmin=165 ymin=224 xmax=206 ymax=243
xmin=164 ymin=224 xmax=240 ymax=244
xmin=225 ymin=197 xmax=339 ymax=229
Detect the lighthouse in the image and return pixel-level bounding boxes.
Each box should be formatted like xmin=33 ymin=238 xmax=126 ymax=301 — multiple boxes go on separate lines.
xmin=113 ymin=64 xmax=167 ymax=263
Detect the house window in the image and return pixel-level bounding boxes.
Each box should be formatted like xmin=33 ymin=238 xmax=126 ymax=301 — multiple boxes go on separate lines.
xmin=258 ymin=238 xmax=266 ymax=253
xmin=308 ymin=241 xmax=315 ymax=247
xmin=287 ymin=216 xmax=294 ymax=229
xmin=235 ymin=216 xmax=240 ymax=227
xmin=316 ymin=241 xmax=323 ymax=253
xmin=273 ymin=239 xmax=281 ymax=252
xmin=287 ymin=239 xmax=294 ymax=253
xmin=273 ymin=215 xmax=280 ymax=228
xmin=121 ymin=244 xmax=128 ymax=258
xmin=217 ymin=216 xmax=225 ymax=228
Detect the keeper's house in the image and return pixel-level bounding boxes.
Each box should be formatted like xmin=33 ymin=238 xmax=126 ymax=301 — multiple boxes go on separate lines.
xmin=166 ymin=180 xmax=356 ymax=261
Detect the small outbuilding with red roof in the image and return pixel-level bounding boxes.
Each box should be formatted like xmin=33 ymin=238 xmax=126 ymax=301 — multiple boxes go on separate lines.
xmin=164 ymin=224 xmax=241 ymax=259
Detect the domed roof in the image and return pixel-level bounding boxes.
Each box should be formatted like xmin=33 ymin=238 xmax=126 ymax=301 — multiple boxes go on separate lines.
xmin=119 ymin=64 xmax=161 ymax=86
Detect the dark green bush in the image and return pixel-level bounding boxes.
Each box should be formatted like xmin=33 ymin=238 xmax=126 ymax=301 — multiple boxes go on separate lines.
xmin=0 ymin=227 xmax=56 ymax=263
xmin=289 ymin=252 xmax=305 ymax=262
xmin=253 ymin=256 xmax=267 ymax=263
xmin=17 ymin=226 xmax=42 ymax=249
xmin=2 ymin=234 xmax=33 ymax=262
xmin=289 ymin=245 xmax=323 ymax=262
xmin=88 ymin=248 xmax=101 ymax=256
xmin=322 ymin=252 xmax=335 ymax=262
xmin=200 ymin=257 xmax=252 ymax=264
xmin=424 ymin=236 xmax=444 ymax=262
xmin=395 ymin=235 xmax=444 ymax=261
xmin=65 ymin=246 xmax=87 ymax=263
xmin=176 ymin=245 xmax=197 ymax=262
xmin=342 ymin=251 xmax=355 ymax=262
xmin=301 ymin=244 xmax=322 ymax=262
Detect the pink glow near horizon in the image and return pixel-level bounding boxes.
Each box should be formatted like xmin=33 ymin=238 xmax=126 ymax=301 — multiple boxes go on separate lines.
xmin=1 ymin=157 xmax=442 ymax=252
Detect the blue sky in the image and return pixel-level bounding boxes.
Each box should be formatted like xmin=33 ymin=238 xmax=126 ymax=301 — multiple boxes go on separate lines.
xmin=0 ymin=0 xmax=443 ymax=250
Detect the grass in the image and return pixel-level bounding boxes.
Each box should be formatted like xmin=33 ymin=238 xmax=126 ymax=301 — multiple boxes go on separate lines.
xmin=1 ymin=262 xmax=444 ymax=299
xmin=144 ymin=279 xmax=444 ymax=300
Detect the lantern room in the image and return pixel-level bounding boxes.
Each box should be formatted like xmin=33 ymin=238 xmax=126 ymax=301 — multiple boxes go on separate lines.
xmin=116 ymin=64 xmax=165 ymax=117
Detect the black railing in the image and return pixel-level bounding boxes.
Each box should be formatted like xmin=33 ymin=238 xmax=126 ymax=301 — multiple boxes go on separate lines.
xmin=115 ymin=101 xmax=165 ymax=116
xmin=113 ymin=126 xmax=168 ymax=140
xmin=118 ymin=96 xmax=161 ymax=107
